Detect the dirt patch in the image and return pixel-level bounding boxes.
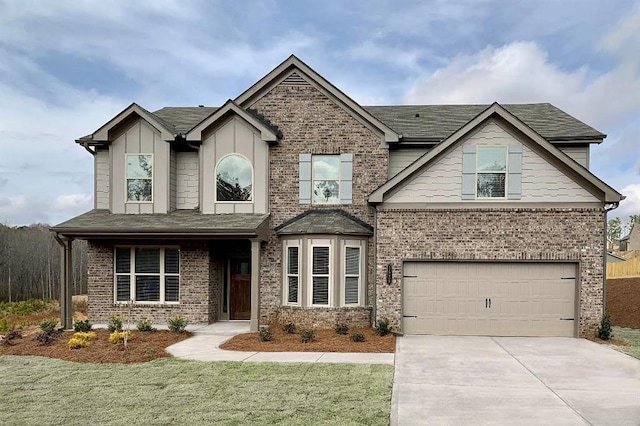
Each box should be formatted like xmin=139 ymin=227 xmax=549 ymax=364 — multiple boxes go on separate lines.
xmin=606 ymin=278 xmax=640 ymax=329
xmin=220 ymin=325 xmax=395 ymax=353
xmin=0 ymin=328 xmax=191 ymax=363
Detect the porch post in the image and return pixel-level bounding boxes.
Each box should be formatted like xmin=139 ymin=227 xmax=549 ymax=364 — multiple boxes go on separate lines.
xmin=250 ymin=239 xmax=261 ymax=332
xmin=57 ymin=236 xmax=74 ymax=330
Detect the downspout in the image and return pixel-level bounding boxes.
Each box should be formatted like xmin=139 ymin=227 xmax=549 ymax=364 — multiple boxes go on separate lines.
xmin=82 ymin=143 xmax=96 ymax=156
xmin=603 ymin=202 xmax=620 ymax=317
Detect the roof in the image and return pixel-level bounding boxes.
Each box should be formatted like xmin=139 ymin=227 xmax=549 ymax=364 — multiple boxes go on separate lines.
xmin=275 ymin=210 xmax=373 ymax=236
xmin=364 ymin=103 xmax=605 ymax=141
xmin=606 ymin=252 xmax=627 ymax=263
xmin=153 ymin=106 xmax=218 ymax=134
xmin=368 ymin=102 xmax=622 ymax=204
xmin=620 ymin=223 xmax=637 ymax=241
xmin=52 ymin=210 xmax=270 ymax=240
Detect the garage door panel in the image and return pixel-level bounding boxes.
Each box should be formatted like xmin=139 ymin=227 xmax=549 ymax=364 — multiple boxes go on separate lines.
xmin=403 ymin=262 xmax=576 ymax=337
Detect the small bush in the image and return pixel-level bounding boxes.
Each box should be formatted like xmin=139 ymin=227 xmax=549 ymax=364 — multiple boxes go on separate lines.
xmin=0 ymin=328 xmax=23 ymax=346
xmin=0 ymin=317 xmax=9 ymax=332
xmin=282 ymin=323 xmax=296 ymax=334
xmin=334 ymin=323 xmax=349 ymax=335
xmin=109 ymin=331 xmax=130 ymax=344
xmin=598 ymin=313 xmax=613 ymax=340
xmin=136 ymin=318 xmax=157 ymax=332
xmin=167 ymin=314 xmax=188 ymax=333
xmin=259 ymin=327 xmax=273 ymax=342
xmin=107 ymin=316 xmax=123 ymax=332
xmin=300 ymin=330 xmax=316 ymax=343
xmin=67 ymin=337 xmax=89 ymax=349
xmin=73 ymin=319 xmax=93 ymax=332
xmin=374 ymin=318 xmax=392 ymax=336
xmin=39 ymin=318 xmax=58 ymax=333
xmin=350 ymin=333 xmax=366 ymax=342
xmin=34 ymin=329 xmax=61 ymax=346
xmin=73 ymin=331 xmax=97 ymax=341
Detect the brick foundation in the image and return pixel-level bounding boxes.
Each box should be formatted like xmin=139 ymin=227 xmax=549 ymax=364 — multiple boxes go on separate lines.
xmin=276 ymin=306 xmax=372 ymax=329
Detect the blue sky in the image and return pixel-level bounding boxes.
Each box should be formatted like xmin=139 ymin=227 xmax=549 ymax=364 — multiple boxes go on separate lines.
xmin=0 ymin=0 xmax=638 ymax=226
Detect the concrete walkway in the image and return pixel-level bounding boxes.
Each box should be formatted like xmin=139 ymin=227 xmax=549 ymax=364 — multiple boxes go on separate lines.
xmin=392 ymin=335 xmax=640 ymax=426
xmin=165 ymin=321 xmax=395 ymax=364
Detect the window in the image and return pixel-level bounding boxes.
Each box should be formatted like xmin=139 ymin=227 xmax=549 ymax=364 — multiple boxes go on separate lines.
xmin=476 ymin=147 xmax=506 ymax=198
xmin=216 ymin=154 xmax=253 ymax=202
xmin=344 ymin=247 xmax=360 ymax=305
xmin=286 ymin=246 xmax=300 ymax=305
xmin=115 ymin=247 xmax=179 ymax=303
xmin=126 ymin=154 xmax=153 ymax=202
xmin=312 ymin=155 xmax=340 ymax=204
xmin=311 ymin=246 xmax=330 ymax=305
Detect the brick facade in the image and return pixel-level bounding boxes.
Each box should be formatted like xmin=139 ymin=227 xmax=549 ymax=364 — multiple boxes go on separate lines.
xmin=249 ymin=84 xmax=389 ymax=325
xmin=87 ymin=240 xmax=213 ymax=324
xmin=375 ymin=208 xmax=605 ymax=337
xmin=277 ymin=306 xmax=372 ymax=329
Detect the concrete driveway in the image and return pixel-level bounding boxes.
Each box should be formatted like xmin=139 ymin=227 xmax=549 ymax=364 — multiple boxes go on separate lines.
xmin=392 ymin=336 xmax=640 ymax=425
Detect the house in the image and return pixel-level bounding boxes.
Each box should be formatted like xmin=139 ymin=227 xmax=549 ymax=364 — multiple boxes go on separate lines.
xmin=606 ymin=252 xmax=627 ymax=263
xmin=619 ymin=223 xmax=640 ymax=251
xmin=52 ymin=55 xmax=623 ymax=338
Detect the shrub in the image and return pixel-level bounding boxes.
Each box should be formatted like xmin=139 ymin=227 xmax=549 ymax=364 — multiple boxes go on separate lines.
xmin=300 ymin=330 xmax=316 ymax=343
xmin=39 ymin=318 xmax=58 ymax=333
xmin=109 ymin=331 xmax=130 ymax=344
xmin=167 ymin=314 xmax=188 ymax=333
xmin=350 ymin=333 xmax=366 ymax=342
xmin=0 ymin=317 xmax=8 ymax=332
xmin=73 ymin=331 xmax=97 ymax=341
xmin=67 ymin=337 xmax=89 ymax=349
xmin=34 ymin=329 xmax=61 ymax=346
xmin=334 ymin=323 xmax=349 ymax=335
xmin=107 ymin=316 xmax=123 ymax=332
xmin=598 ymin=313 xmax=613 ymax=340
xmin=73 ymin=319 xmax=93 ymax=332
xmin=374 ymin=318 xmax=392 ymax=336
xmin=282 ymin=323 xmax=296 ymax=334
xmin=259 ymin=327 xmax=273 ymax=342
xmin=0 ymin=328 xmax=23 ymax=346
xmin=136 ymin=318 xmax=157 ymax=332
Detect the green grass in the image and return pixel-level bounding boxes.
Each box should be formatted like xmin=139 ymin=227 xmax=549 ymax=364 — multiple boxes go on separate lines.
xmin=0 ymin=356 xmax=393 ymax=425
xmin=611 ymin=326 xmax=640 ymax=359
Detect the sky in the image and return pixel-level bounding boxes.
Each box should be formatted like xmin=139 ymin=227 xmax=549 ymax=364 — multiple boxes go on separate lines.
xmin=0 ymin=0 xmax=638 ymax=226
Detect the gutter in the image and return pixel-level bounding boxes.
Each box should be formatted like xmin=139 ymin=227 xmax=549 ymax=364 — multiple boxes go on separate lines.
xmin=82 ymin=143 xmax=96 ymax=156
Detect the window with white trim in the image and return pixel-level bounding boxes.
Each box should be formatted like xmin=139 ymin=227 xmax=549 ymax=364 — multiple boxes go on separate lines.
xmin=115 ymin=247 xmax=179 ymax=303
xmin=343 ymin=246 xmax=360 ymax=305
xmin=311 ymin=245 xmax=331 ymax=305
xmin=285 ymin=245 xmax=300 ymax=305
xmin=312 ymin=155 xmax=340 ymax=204
xmin=476 ymin=147 xmax=506 ymax=198
xmin=126 ymin=154 xmax=153 ymax=202
xmin=216 ymin=154 xmax=253 ymax=202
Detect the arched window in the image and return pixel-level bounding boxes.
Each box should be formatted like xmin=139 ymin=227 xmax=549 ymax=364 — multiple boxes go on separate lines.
xmin=216 ymin=154 xmax=253 ymax=202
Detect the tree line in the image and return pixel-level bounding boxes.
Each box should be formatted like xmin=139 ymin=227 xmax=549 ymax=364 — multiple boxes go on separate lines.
xmin=0 ymin=224 xmax=87 ymax=302
xmin=608 ymin=214 xmax=640 ymax=242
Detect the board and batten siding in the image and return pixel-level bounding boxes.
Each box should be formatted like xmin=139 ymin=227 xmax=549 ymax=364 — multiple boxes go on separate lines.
xmin=388 ymin=149 xmax=428 ymax=178
xmin=110 ymin=119 xmax=170 ymax=214
xmin=558 ymin=146 xmax=589 ymax=169
xmin=176 ymin=151 xmax=199 ymax=210
xmin=95 ymin=148 xmax=110 ymax=209
xmin=200 ymin=116 xmax=268 ymax=214
xmin=386 ymin=120 xmax=599 ymax=204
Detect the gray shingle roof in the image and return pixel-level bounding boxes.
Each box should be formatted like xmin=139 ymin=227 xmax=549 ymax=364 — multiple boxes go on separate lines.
xmin=363 ymin=103 xmax=605 ymax=140
xmin=275 ymin=210 xmax=373 ymax=236
xmin=52 ymin=209 xmax=269 ymax=237
xmin=153 ymin=107 xmax=218 ymax=134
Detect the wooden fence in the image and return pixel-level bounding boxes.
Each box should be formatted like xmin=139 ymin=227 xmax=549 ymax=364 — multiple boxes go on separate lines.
xmin=607 ymin=256 xmax=640 ymax=278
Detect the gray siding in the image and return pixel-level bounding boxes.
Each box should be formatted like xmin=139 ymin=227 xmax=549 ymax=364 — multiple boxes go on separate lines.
xmin=387 ymin=120 xmax=599 ymax=204
xmin=95 ymin=148 xmax=110 ymax=209
xmin=169 ymin=151 xmax=177 ymax=211
xmin=559 ymin=146 xmax=589 ymax=169
xmin=388 ymin=149 xmax=427 ymax=178
xmin=200 ymin=116 xmax=268 ymax=214
xmin=110 ymin=119 xmax=170 ymax=214
xmin=176 ymin=151 xmax=199 ymax=209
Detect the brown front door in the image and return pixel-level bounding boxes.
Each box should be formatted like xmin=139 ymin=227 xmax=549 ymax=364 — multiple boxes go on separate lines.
xmin=230 ymin=259 xmax=251 ymax=320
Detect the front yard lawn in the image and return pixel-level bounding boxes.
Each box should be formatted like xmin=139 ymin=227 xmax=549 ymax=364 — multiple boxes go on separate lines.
xmin=0 ymin=355 xmax=393 ymax=425
xmin=611 ymin=326 xmax=640 ymax=359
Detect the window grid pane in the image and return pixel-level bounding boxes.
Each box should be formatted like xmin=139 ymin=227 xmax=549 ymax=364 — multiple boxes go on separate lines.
xmin=312 ymin=247 xmax=330 ymax=275
xmin=164 ymin=249 xmax=179 ymax=274
xmin=135 ymin=276 xmax=160 ymax=302
xmin=312 ymin=155 xmax=340 ymax=204
xmin=345 ymin=277 xmax=359 ymax=304
xmin=288 ymin=276 xmax=298 ymax=304
xmin=287 ymin=247 xmax=298 ymax=275
xmin=477 ymin=173 xmax=506 ymax=198
xmin=312 ymin=277 xmax=329 ymax=305
xmin=115 ymin=248 xmax=131 ymax=273
xmin=216 ymin=154 xmax=253 ymax=201
xmin=345 ymin=247 xmax=360 ymax=275
xmin=477 ymin=147 xmax=506 ymax=171
xmin=116 ymin=275 xmax=130 ymax=302
xmin=165 ymin=276 xmax=179 ymax=302
xmin=135 ymin=248 xmax=160 ymax=273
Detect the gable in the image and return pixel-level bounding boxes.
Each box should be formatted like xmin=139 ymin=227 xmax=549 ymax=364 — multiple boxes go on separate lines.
xmin=385 ymin=120 xmax=600 ymax=204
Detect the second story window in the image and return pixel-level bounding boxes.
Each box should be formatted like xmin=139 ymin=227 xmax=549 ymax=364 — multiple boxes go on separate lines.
xmin=312 ymin=155 xmax=340 ymax=204
xmin=216 ymin=154 xmax=253 ymax=202
xmin=126 ymin=154 xmax=153 ymax=202
xmin=476 ymin=147 xmax=506 ymax=198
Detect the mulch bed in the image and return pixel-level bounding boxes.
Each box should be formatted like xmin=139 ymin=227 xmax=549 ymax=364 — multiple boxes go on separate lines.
xmin=606 ymin=277 xmax=640 ymax=329
xmin=0 ymin=328 xmax=191 ymax=364
xmin=220 ymin=326 xmax=396 ymax=353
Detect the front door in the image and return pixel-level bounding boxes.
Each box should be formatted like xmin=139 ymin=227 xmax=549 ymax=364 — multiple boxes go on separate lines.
xmin=230 ymin=259 xmax=251 ymax=320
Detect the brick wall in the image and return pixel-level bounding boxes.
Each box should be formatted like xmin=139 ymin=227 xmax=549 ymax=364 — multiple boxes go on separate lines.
xmin=277 ymin=306 xmax=372 ymax=329
xmin=250 ymin=84 xmax=389 ymax=325
xmin=375 ymin=208 xmax=605 ymax=337
xmin=87 ymin=240 xmax=212 ymax=324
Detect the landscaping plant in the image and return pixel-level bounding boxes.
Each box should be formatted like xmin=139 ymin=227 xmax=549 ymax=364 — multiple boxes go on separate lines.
xmin=67 ymin=331 xmax=97 ymax=349
xmin=73 ymin=319 xmax=93 ymax=332
xmin=259 ymin=327 xmax=273 ymax=342
xmin=34 ymin=328 xmax=62 ymax=346
xmin=598 ymin=313 xmax=613 ymax=340
xmin=300 ymin=330 xmax=316 ymax=343
xmin=136 ymin=318 xmax=157 ymax=332
xmin=167 ymin=315 xmax=188 ymax=333
xmin=334 ymin=323 xmax=349 ymax=335
xmin=107 ymin=316 xmax=123 ymax=332
xmin=350 ymin=333 xmax=366 ymax=342
xmin=0 ymin=328 xmax=23 ymax=346
xmin=109 ymin=331 xmax=130 ymax=345
xmin=39 ymin=318 xmax=58 ymax=333
xmin=282 ymin=323 xmax=296 ymax=334
xmin=374 ymin=318 xmax=392 ymax=336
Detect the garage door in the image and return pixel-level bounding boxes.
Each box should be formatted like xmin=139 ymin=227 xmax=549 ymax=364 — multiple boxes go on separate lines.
xmin=403 ymin=262 xmax=577 ymax=337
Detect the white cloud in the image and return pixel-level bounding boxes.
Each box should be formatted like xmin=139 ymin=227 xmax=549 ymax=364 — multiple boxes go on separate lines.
xmin=52 ymin=194 xmax=93 ymax=211
xmin=615 ymin=184 xmax=640 ymax=219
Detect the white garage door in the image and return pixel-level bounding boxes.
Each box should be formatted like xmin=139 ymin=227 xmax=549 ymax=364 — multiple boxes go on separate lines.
xmin=403 ymin=262 xmax=577 ymax=337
